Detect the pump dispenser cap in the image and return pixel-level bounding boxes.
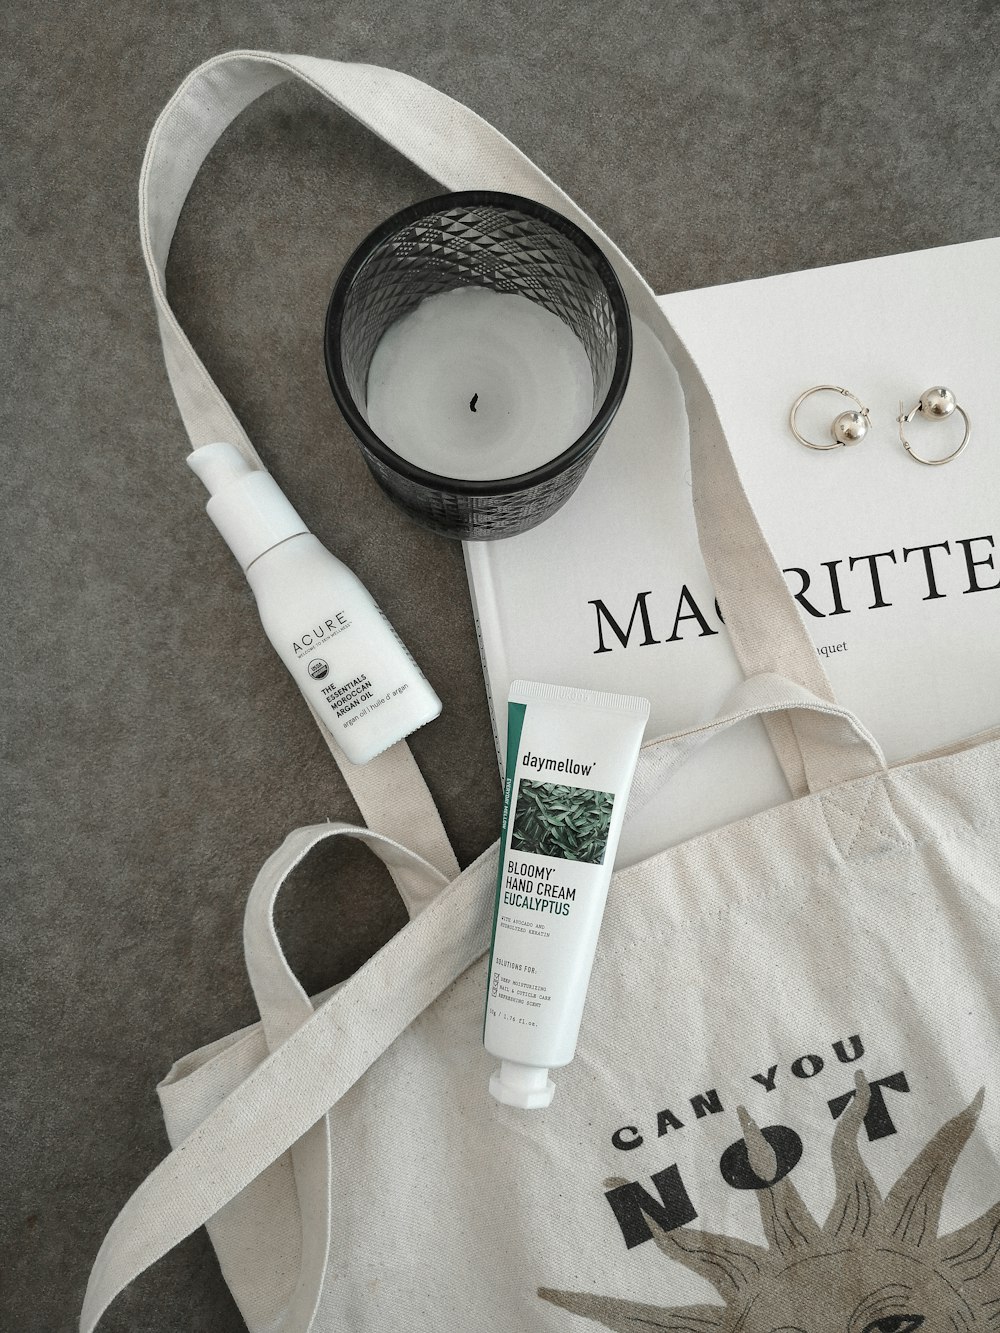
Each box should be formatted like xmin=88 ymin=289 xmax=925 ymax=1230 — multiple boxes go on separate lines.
xmin=187 ymin=442 xmax=309 ymax=572
xmin=489 ymin=1060 xmax=555 ymax=1110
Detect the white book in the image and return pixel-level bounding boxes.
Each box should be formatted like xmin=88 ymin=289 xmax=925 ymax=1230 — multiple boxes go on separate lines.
xmin=464 ymin=238 xmax=1000 ymax=863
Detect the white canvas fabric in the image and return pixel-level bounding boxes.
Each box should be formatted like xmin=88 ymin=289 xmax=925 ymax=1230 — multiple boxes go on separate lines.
xmin=82 ymin=51 xmax=1000 ymax=1333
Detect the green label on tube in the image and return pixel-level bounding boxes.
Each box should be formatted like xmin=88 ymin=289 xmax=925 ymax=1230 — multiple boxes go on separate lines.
xmin=483 ymin=701 xmax=527 ymax=1039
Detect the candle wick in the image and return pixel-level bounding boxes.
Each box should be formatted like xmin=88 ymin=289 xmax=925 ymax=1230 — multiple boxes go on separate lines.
xmin=469 ymin=393 xmax=479 ymax=413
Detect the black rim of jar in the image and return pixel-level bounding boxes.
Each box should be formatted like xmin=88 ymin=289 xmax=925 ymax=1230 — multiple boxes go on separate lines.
xmin=323 ymin=190 xmax=633 ymax=500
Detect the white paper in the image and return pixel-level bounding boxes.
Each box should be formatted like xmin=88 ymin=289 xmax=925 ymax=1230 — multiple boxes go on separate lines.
xmin=465 ymin=238 xmax=1000 ymax=861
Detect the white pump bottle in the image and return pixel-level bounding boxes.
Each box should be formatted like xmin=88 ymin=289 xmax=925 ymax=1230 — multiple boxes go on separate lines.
xmin=188 ymin=442 xmax=442 ymax=765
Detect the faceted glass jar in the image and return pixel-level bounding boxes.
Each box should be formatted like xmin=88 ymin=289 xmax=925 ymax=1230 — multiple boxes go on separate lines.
xmin=324 ymin=191 xmax=632 ymax=541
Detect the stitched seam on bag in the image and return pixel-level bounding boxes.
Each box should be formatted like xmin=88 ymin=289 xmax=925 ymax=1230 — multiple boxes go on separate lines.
xmin=619 ymin=733 xmax=999 ymax=897
xmin=843 ymin=781 xmax=875 ymax=858
xmin=818 ymin=789 xmax=868 ymax=859
xmin=821 ymin=802 xmax=906 ymax=858
xmin=621 ymin=817 xmax=1000 ymax=951
xmin=832 ymin=780 xmax=900 ymax=852
xmin=820 ymin=781 xmax=910 ymax=860
xmin=857 ymin=781 xmax=907 ymax=850
xmin=880 ymin=779 xmax=911 ymax=844
xmin=650 ymin=733 xmax=990 ymax=868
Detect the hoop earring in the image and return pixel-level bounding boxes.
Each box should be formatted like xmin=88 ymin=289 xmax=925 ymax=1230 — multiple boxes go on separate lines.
xmin=897 ymin=386 xmax=970 ymax=466
xmin=790 ymin=385 xmax=871 ymax=451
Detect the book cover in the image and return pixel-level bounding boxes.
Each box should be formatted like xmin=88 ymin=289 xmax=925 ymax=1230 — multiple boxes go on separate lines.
xmin=464 ymin=238 xmax=1000 ymax=859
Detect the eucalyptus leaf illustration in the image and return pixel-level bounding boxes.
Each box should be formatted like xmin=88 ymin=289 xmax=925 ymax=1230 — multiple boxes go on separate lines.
xmin=511 ymin=781 xmax=614 ymax=864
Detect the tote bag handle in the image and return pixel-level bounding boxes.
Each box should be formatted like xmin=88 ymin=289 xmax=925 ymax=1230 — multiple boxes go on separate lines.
xmin=140 ymin=49 xmax=879 ymax=806
xmin=81 ymin=671 xmax=884 ymax=1331
xmin=239 ymin=823 xmax=455 ymax=1333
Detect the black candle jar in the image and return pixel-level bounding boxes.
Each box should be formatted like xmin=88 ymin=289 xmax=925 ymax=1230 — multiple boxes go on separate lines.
xmin=324 ymin=191 xmax=632 ymax=541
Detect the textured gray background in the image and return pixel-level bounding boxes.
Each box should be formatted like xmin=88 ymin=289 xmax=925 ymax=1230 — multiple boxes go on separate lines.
xmin=4 ymin=2 xmax=999 ymax=1329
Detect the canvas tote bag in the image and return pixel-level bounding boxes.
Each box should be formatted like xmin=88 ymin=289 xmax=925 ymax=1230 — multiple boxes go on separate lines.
xmin=82 ymin=51 xmax=1000 ymax=1333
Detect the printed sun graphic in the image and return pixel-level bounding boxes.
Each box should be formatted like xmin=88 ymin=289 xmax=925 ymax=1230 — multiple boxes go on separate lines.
xmin=539 ymin=1078 xmax=1000 ymax=1332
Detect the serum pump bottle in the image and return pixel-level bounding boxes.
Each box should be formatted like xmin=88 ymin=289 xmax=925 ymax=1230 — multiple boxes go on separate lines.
xmin=188 ymin=442 xmax=441 ymax=764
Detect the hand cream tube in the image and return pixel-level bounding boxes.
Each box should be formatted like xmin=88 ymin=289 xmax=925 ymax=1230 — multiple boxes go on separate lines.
xmin=484 ymin=681 xmax=650 ymax=1109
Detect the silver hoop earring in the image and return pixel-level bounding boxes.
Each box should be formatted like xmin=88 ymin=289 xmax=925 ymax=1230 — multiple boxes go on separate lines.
xmin=897 ymin=386 xmax=971 ymax=466
xmin=790 ymin=385 xmax=871 ymax=451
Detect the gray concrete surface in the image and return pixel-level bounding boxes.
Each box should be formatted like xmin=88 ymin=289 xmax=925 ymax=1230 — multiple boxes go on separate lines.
xmin=4 ymin=2 xmax=999 ymax=1329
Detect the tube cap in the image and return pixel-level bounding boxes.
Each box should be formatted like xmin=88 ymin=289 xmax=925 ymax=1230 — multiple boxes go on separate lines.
xmin=187 ymin=442 xmax=309 ymax=572
xmin=489 ymin=1060 xmax=555 ymax=1110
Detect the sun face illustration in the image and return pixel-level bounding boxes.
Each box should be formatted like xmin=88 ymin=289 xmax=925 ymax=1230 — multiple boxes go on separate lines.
xmin=540 ymin=1077 xmax=1000 ymax=1332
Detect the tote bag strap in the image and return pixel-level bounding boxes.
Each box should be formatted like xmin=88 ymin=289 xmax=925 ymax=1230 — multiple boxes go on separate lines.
xmin=138 ymin=52 xmax=463 ymax=882
xmin=140 ymin=49 xmax=874 ymax=803
xmin=82 ymin=828 xmax=498 ymax=1333
xmin=238 ymin=822 xmax=452 ymax=1333
xmin=322 ymin=734 xmax=460 ymax=885
xmin=81 ymin=672 xmax=883 ymax=1332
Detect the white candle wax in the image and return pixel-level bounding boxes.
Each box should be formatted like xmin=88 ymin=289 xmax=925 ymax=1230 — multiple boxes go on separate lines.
xmin=365 ymin=286 xmax=594 ymax=482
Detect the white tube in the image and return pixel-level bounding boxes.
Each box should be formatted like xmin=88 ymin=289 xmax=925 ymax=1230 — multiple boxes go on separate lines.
xmin=483 ymin=680 xmax=650 ymax=1109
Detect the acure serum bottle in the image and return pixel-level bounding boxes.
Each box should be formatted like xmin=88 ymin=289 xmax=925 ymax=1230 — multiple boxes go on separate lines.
xmin=188 ymin=442 xmax=442 ymax=764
